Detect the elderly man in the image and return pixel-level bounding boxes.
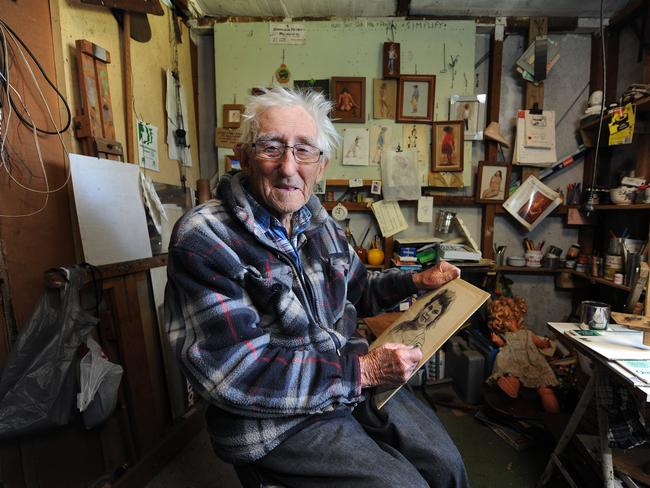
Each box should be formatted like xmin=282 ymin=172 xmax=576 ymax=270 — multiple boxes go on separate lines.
xmin=165 ymin=88 xmax=468 ymax=487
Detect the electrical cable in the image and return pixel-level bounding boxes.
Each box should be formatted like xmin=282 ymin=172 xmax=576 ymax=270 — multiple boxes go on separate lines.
xmin=0 ymin=18 xmax=71 ymax=135
xmin=583 ymin=0 xmax=607 ymax=216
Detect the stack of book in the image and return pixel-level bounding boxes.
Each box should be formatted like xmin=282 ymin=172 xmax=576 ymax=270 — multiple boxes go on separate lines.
xmin=394 ymin=237 xmax=443 ymax=268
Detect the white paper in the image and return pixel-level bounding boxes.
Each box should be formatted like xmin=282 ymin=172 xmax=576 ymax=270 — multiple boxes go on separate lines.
xmin=417 ymin=196 xmax=434 ymax=223
xmin=371 ymin=200 xmax=408 ymax=237
xmin=502 ymin=176 xmax=562 ymax=231
xmin=349 ymin=178 xmax=363 ymax=188
xmin=381 ymin=149 xmax=421 ymax=201
xmin=513 ymin=110 xmax=556 ymax=166
xmin=166 ymin=70 xmax=193 ymax=167
xmin=137 ymin=120 xmax=159 ymax=171
xmin=70 ymin=154 xmax=152 ymax=265
xmin=524 ymin=111 xmax=555 ymax=148
xmin=402 ymin=124 xmax=430 ymax=185
xmin=342 ymin=128 xmax=370 ymax=166
xmin=161 ymin=204 xmax=185 ymax=253
xmin=369 ymin=125 xmax=392 ymax=166
xmin=269 ymin=23 xmax=305 ymax=45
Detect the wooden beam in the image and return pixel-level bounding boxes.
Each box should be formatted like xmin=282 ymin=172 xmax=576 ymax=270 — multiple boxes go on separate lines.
xmin=396 ymin=0 xmax=411 ymax=17
xmin=122 ymin=12 xmax=135 ymax=163
xmin=485 ymin=34 xmax=503 ymax=161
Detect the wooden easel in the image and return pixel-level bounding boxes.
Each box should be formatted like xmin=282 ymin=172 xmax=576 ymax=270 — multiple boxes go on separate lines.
xmin=73 ymin=39 xmax=124 ymax=160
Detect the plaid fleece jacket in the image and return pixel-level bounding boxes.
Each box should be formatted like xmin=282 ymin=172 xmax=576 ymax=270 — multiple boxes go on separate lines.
xmin=164 ymin=172 xmax=418 ymax=464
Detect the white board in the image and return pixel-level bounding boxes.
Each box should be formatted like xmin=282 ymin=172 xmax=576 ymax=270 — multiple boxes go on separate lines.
xmin=70 ymin=154 xmax=153 ymax=266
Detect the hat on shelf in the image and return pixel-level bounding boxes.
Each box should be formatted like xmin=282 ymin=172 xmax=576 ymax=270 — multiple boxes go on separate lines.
xmin=484 ymin=121 xmax=510 ymax=148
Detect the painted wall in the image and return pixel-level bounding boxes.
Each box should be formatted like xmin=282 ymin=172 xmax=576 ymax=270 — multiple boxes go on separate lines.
xmin=56 ymin=1 xmax=200 ymax=186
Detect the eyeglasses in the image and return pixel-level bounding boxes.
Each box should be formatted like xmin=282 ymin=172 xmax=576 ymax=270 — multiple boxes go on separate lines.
xmin=251 ymin=140 xmax=323 ymax=164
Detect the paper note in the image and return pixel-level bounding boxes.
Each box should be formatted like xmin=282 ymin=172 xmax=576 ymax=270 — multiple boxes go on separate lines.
xmin=371 ymin=200 xmax=408 ymax=237
xmin=137 ymin=120 xmax=159 ymax=171
xmin=417 ymin=196 xmax=433 ymax=223
xmin=269 ymin=23 xmax=306 ymax=45
xmin=215 ymin=128 xmax=243 ymax=148
xmin=524 ymin=111 xmax=554 ymax=148
xmin=349 ymin=178 xmax=364 ymax=188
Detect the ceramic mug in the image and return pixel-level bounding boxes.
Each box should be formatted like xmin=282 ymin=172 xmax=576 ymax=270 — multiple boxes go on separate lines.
xmin=525 ymin=250 xmax=542 ymax=267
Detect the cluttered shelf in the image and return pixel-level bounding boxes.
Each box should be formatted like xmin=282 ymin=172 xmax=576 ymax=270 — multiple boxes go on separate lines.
xmin=495 ymin=266 xmax=561 ymax=274
xmin=580 ymin=95 xmax=650 ymax=131
xmin=568 ymin=270 xmax=632 ymax=292
xmin=495 ymin=204 xmax=568 ymax=215
xmin=592 ymin=204 xmax=650 ymax=211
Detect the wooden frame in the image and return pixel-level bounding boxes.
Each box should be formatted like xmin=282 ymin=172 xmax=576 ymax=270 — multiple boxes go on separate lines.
xmin=223 ymin=104 xmax=245 ymax=128
xmin=475 ymin=161 xmax=511 ymax=203
xmin=396 ymin=75 xmax=435 ymax=123
xmin=431 ymin=120 xmax=464 ymax=172
xmin=450 ymin=94 xmax=487 ymax=140
xmin=331 ymin=77 xmax=366 ymax=123
xmin=382 ymin=42 xmax=400 ymax=78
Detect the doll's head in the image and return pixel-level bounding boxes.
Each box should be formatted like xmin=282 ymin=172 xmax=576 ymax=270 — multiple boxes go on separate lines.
xmin=487 ymin=296 xmax=528 ymax=335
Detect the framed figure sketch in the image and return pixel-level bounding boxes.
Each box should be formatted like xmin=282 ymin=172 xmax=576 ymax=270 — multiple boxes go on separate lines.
xmin=431 ymin=121 xmax=464 ymax=172
xmin=475 ymin=161 xmax=511 ymax=203
xmin=383 ymin=42 xmax=400 ymax=78
xmin=373 ymin=79 xmax=397 ymax=120
xmin=397 ymin=75 xmax=435 ymax=123
xmin=370 ymin=279 xmax=489 ymax=409
xmin=449 ymin=94 xmax=487 ymax=140
xmin=223 ymin=104 xmax=245 ymax=128
xmin=331 ymin=77 xmax=366 ymax=123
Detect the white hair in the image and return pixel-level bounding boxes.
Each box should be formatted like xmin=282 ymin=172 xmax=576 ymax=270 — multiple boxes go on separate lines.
xmin=239 ymin=87 xmax=340 ymax=160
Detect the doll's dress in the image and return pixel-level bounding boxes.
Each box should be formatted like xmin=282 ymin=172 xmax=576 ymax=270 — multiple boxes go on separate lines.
xmin=488 ymin=329 xmax=558 ymax=389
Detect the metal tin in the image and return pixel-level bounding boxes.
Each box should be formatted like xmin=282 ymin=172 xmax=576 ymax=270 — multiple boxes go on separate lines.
xmin=580 ymin=301 xmax=610 ymax=330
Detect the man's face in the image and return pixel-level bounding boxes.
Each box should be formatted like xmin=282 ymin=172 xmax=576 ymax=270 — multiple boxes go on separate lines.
xmin=418 ymin=298 xmax=443 ymax=325
xmin=242 ymin=106 xmax=327 ymax=223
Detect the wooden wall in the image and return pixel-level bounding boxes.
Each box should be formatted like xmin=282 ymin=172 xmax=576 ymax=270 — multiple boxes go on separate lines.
xmin=0 ymin=0 xmax=76 ymax=365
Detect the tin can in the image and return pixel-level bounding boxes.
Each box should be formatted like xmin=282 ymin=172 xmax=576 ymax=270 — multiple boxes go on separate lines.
xmin=604 ymin=254 xmax=624 ymax=281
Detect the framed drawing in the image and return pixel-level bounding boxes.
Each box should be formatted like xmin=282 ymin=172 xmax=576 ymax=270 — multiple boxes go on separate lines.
xmin=449 ymin=94 xmax=487 ymax=140
xmin=373 ymin=79 xmax=397 ymax=120
xmin=294 ymin=79 xmax=330 ymax=100
xmin=431 ymin=121 xmax=464 ymax=172
xmin=370 ymin=279 xmax=490 ymax=409
xmin=331 ymin=77 xmax=366 ymax=123
xmin=223 ymin=104 xmax=245 ymax=128
xmin=475 ymin=161 xmax=511 ymax=203
xmin=396 ymin=75 xmax=435 ymax=123
xmin=383 ymin=42 xmax=400 ymax=78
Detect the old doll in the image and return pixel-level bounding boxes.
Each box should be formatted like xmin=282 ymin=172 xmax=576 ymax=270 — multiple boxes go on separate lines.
xmin=487 ymin=297 xmax=560 ymax=413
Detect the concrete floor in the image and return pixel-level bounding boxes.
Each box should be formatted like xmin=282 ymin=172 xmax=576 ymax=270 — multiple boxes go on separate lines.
xmin=145 ymin=390 xmax=551 ymax=488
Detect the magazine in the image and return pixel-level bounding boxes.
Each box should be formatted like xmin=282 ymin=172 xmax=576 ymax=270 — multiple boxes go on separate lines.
xmin=502 ymin=176 xmax=562 ymax=231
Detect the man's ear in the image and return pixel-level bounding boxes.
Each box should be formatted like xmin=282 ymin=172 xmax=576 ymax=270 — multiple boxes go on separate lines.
xmin=235 ymin=143 xmax=251 ymax=175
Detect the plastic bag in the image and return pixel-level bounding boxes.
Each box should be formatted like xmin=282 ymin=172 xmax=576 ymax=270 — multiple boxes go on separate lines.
xmin=0 ymin=266 xmax=97 ymax=439
xmin=78 ymin=337 xmax=123 ymax=429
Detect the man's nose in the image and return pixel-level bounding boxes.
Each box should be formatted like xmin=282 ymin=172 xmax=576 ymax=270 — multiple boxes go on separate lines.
xmin=277 ymin=147 xmax=299 ymax=175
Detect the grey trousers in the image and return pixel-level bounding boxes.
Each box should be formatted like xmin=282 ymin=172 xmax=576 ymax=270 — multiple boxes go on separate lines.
xmin=248 ymin=388 xmax=469 ymax=488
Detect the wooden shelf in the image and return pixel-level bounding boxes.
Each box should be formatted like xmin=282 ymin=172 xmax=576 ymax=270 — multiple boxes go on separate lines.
xmin=568 ymin=270 xmax=632 ymax=291
xmin=495 ymin=205 xmax=569 ymax=215
xmin=593 ymin=204 xmax=650 ymax=211
xmin=496 ymin=266 xmax=562 ymax=274
xmin=322 ymin=201 xmax=372 ymax=212
xmin=580 ymin=95 xmax=650 ymax=131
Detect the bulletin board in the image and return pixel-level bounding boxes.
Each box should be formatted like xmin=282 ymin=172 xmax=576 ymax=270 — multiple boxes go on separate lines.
xmin=214 ymin=19 xmax=476 ymax=181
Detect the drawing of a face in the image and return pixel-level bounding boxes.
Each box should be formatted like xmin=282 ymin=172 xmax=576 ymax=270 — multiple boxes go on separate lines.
xmin=418 ymin=299 xmax=443 ymax=325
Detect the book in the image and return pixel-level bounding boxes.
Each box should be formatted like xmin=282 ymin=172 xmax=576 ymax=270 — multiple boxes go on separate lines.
xmin=438 ymin=243 xmax=481 ymax=262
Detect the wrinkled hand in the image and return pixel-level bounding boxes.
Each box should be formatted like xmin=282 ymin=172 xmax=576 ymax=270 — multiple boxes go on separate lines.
xmin=412 ymin=261 xmax=461 ymax=290
xmin=359 ymin=343 xmax=423 ymax=387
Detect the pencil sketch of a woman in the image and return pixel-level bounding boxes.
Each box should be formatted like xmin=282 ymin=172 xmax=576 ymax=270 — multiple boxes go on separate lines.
xmin=384 ymin=289 xmax=456 ymax=347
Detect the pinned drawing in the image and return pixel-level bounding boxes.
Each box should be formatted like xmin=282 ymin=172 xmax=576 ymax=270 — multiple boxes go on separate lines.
xmin=342 ymin=128 xmax=370 ymax=166
xmin=370 ymin=279 xmax=490 ymax=408
xmin=370 ymin=125 xmax=391 ymax=166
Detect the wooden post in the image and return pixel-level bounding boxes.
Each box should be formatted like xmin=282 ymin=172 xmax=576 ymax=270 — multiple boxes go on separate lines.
xmin=521 ymin=17 xmax=548 ymax=183
xmin=123 ymin=12 xmax=135 ymax=163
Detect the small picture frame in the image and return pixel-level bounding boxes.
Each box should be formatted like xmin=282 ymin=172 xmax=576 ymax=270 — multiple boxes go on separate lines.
xmin=449 ymin=94 xmax=487 ymax=141
xmin=431 ymin=121 xmax=464 ymax=173
xmin=331 ymin=77 xmax=366 ymax=123
xmin=397 ymin=75 xmax=435 ymax=123
xmin=373 ymin=79 xmax=397 ymax=120
xmin=294 ymin=79 xmax=330 ymax=100
xmin=475 ymin=161 xmax=511 ymax=203
xmin=383 ymin=42 xmax=400 ymax=78
xmin=223 ymin=104 xmax=245 ymax=129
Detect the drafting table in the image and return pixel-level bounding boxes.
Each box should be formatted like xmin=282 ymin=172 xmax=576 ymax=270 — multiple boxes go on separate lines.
xmin=539 ymin=323 xmax=650 ymax=488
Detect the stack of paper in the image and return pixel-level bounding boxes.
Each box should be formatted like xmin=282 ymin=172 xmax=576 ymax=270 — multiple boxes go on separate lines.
xmin=513 ymin=110 xmax=557 ymax=167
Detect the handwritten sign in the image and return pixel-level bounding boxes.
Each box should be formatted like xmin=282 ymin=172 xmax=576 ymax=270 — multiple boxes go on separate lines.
xmin=269 ymin=23 xmax=305 ymax=45
xmin=215 ymin=128 xmax=243 ymax=149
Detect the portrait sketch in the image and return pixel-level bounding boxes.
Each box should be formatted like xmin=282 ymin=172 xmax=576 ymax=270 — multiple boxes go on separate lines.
xmin=370 ymin=279 xmax=490 ymax=408
xmin=331 ymin=77 xmax=366 ymax=123
xmin=475 ymin=162 xmax=511 ymax=204
xmin=342 ymin=128 xmax=370 ymax=166
xmin=431 ymin=121 xmax=464 ymax=172
xmin=383 ymin=42 xmax=400 ymax=78
xmin=401 ymin=124 xmax=430 ymax=185
xmin=449 ymin=94 xmax=486 ymax=140
xmin=373 ymin=79 xmax=397 ymax=120
xmin=369 ymin=125 xmax=392 ymax=166
xmin=397 ymin=75 xmax=435 ymax=123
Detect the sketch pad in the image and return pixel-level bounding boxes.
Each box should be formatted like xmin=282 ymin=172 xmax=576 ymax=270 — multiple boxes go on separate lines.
xmin=370 ymin=279 xmax=490 ymax=409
